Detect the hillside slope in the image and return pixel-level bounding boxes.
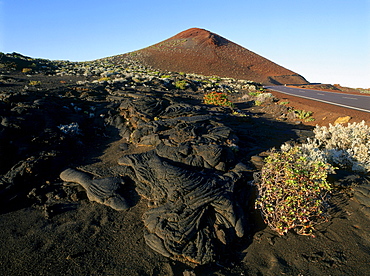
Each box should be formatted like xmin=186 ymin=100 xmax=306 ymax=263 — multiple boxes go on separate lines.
xmin=111 ymin=28 xmax=308 ymax=85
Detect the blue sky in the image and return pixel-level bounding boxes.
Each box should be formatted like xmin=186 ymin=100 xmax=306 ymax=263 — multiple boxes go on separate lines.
xmin=1 ymin=0 xmax=369 ymax=88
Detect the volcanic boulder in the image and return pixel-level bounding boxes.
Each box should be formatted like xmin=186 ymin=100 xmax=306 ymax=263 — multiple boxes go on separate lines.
xmin=60 ymin=90 xmax=251 ymax=265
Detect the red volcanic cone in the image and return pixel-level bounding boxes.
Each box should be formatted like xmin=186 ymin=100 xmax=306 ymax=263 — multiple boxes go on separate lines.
xmin=117 ymin=28 xmax=308 ymax=85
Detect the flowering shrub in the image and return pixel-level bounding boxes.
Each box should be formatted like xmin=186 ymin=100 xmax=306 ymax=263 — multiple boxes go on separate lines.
xmin=203 ymin=91 xmax=234 ymax=107
xmin=255 ymin=146 xmax=333 ymax=236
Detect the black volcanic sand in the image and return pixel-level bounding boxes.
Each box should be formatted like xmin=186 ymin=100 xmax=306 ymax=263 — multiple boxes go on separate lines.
xmin=1 ymin=67 xmax=370 ymax=275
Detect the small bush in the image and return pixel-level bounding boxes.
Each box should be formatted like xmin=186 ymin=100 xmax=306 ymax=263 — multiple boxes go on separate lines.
xmin=22 ymin=68 xmax=32 ymax=73
xmin=97 ymin=77 xmax=110 ymax=82
xmin=248 ymin=91 xmax=262 ymax=97
xmin=255 ymin=146 xmax=333 ymax=236
xmin=312 ymin=121 xmax=370 ymax=173
xmin=256 ymin=92 xmax=274 ymax=103
xmin=203 ymin=91 xmax=234 ymax=107
xmin=28 ymin=80 xmax=41 ymax=86
xmin=174 ymin=80 xmax=188 ymax=90
xmin=282 ymin=121 xmax=370 ymax=173
xmin=210 ymin=77 xmax=221 ymax=82
xmin=294 ymin=109 xmax=313 ymax=121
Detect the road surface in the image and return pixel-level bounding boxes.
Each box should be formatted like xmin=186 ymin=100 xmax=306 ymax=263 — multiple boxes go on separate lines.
xmin=265 ymin=86 xmax=370 ymax=113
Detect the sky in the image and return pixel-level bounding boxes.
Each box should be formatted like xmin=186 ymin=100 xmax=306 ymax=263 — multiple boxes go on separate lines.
xmin=1 ymin=0 xmax=369 ymax=88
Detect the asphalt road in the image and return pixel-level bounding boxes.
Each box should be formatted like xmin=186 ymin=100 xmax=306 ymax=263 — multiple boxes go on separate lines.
xmin=265 ymin=86 xmax=370 ymax=113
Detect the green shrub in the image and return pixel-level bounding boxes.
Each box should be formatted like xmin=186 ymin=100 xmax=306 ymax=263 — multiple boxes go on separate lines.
xmin=248 ymin=91 xmax=262 ymax=97
xmin=22 ymin=68 xmax=32 ymax=73
xmin=294 ymin=109 xmax=313 ymax=120
xmin=210 ymin=76 xmax=221 ymax=82
xmin=174 ymin=80 xmax=188 ymax=90
xmin=28 ymin=80 xmax=41 ymax=86
xmin=97 ymin=77 xmax=110 ymax=82
xmin=255 ymin=146 xmax=333 ymax=236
